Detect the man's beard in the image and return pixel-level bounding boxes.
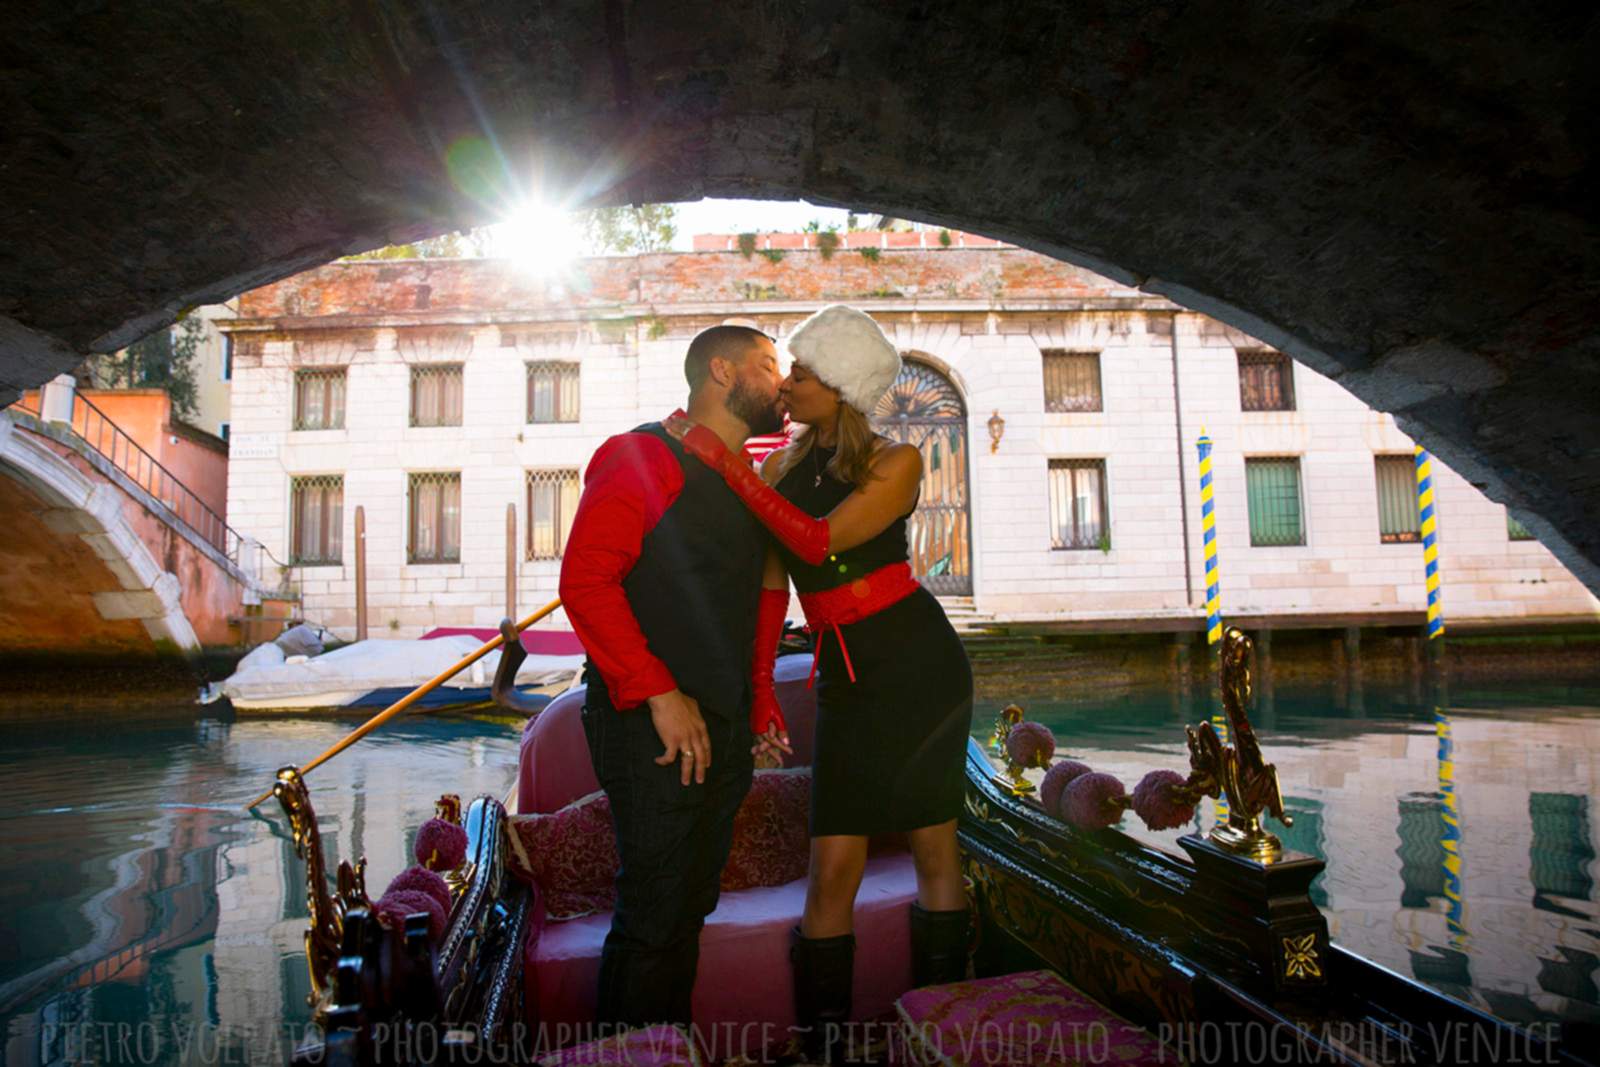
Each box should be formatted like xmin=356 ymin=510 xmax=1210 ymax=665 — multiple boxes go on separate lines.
xmin=727 ymin=377 xmax=784 ymax=436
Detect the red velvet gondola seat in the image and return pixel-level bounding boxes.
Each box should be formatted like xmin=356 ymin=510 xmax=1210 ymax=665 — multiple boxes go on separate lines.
xmin=514 ymin=654 xmax=919 ymax=1040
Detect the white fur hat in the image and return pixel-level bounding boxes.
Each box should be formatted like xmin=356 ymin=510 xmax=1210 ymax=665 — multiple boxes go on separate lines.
xmin=785 ymin=305 xmax=901 ymax=413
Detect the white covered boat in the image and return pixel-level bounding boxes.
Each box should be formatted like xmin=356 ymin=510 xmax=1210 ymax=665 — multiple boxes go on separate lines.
xmin=209 ymin=628 xmax=584 ymax=714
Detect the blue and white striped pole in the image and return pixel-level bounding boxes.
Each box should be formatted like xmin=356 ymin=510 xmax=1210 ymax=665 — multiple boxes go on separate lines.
xmin=1414 ymin=446 xmax=1445 ymax=640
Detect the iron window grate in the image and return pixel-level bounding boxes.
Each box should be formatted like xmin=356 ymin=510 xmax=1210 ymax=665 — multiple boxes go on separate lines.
xmin=1042 ymin=350 xmax=1103 ymax=413
xmin=1238 ymin=350 xmax=1295 ymax=412
xmin=293 ymin=369 xmax=347 ymax=430
xmin=1245 ymin=457 xmax=1305 ymax=546
xmin=1375 ymin=455 xmax=1421 ymax=542
xmin=526 ymin=469 xmax=581 ymax=560
xmin=409 ymin=471 xmax=462 ymax=563
xmin=1047 ymin=459 xmax=1109 ymax=550
xmin=526 ymin=362 xmax=580 ymax=423
xmin=410 ymin=364 xmax=464 ymax=427
xmin=289 ymin=475 xmax=344 ymax=565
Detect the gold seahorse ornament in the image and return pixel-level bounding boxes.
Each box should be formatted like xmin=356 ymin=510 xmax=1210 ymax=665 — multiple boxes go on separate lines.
xmin=1183 ymin=628 xmax=1294 ymax=862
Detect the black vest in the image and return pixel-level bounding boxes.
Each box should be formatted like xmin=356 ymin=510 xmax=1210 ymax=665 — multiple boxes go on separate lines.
xmin=585 ymin=423 xmax=767 ymax=716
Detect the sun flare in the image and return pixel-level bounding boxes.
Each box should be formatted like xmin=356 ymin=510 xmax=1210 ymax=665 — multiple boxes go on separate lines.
xmin=492 ymin=200 xmax=584 ymax=277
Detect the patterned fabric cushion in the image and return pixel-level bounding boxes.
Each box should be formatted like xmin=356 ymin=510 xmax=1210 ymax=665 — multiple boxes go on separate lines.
xmin=536 ymin=1023 xmax=702 ymax=1066
xmin=893 ymin=969 xmax=1169 ymax=1066
xmin=720 ymin=768 xmax=811 ymax=892
xmin=508 ymin=790 xmax=619 ymax=921
xmin=509 ymin=770 xmax=812 ymax=921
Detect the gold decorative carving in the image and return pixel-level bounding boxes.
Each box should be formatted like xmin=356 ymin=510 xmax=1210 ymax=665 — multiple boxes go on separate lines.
xmin=1184 ymin=628 xmax=1294 ymax=861
xmin=274 ymin=766 xmax=340 ymax=1004
xmin=274 ymin=765 xmax=372 ymax=1005
xmin=987 ymin=704 xmax=1041 ymax=796
xmin=1282 ymin=933 xmax=1322 ymax=980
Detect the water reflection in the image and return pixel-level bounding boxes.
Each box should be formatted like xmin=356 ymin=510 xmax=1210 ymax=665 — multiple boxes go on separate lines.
xmin=979 ymin=681 xmax=1600 ymax=1032
xmin=0 ymin=707 xmax=521 ymax=1066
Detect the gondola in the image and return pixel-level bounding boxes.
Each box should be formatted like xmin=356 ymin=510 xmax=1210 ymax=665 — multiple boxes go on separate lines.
xmin=266 ymin=625 xmax=1590 ymax=1065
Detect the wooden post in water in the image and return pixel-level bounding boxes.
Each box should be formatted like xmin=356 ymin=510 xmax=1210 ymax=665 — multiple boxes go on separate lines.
xmin=505 ymin=502 xmax=518 ymax=621
xmin=354 ymin=505 xmax=368 ymax=642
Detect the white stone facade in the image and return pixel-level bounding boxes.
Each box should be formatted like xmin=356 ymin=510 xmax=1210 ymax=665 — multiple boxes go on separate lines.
xmin=222 ymin=255 xmax=1598 ymax=640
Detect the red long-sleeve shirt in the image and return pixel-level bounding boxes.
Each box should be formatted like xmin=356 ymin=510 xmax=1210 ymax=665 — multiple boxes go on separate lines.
xmin=558 ymin=429 xmax=685 ymax=708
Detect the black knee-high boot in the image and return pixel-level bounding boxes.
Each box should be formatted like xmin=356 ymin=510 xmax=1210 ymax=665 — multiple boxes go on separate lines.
xmin=909 ymin=902 xmax=972 ymax=987
xmin=790 ymin=926 xmax=855 ymax=1062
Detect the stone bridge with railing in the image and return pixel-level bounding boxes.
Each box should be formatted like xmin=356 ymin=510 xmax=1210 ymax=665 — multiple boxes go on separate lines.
xmin=1 ymin=377 xmax=276 ymax=658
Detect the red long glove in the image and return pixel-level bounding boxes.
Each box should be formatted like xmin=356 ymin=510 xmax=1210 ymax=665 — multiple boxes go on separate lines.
xmin=750 ymin=587 xmax=789 ymax=741
xmin=681 ymin=423 xmax=831 ymax=565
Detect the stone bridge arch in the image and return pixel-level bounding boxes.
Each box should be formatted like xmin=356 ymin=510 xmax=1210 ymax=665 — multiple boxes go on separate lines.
xmin=0 ymin=416 xmax=201 ymax=655
xmin=0 ymin=3 xmax=1596 ymax=591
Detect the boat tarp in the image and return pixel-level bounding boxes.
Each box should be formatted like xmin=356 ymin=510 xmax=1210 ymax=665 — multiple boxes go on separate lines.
xmin=220 ymin=637 xmax=582 ymax=702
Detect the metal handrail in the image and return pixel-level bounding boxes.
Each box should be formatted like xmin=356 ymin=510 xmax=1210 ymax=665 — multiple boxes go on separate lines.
xmin=9 ymin=389 xmax=248 ymax=565
xmin=69 ymin=392 xmax=247 ymax=561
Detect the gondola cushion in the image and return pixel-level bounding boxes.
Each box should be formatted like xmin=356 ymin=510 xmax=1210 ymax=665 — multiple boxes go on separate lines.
xmin=526 ymin=851 xmax=917 ymax=1037
xmin=508 ymin=769 xmax=813 ymax=920
xmin=892 ymin=969 xmax=1169 ymax=1066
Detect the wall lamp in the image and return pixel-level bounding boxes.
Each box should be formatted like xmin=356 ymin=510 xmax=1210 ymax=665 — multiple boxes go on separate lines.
xmin=987 ymin=410 xmax=1006 ymax=454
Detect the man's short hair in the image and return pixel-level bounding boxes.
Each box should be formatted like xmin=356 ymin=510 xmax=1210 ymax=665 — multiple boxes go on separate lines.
xmin=684 ymin=325 xmax=770 ymax=391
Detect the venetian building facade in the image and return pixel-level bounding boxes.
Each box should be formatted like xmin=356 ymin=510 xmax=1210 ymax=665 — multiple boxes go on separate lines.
xmin=220 ymin=235 xmax=1598 ymax=639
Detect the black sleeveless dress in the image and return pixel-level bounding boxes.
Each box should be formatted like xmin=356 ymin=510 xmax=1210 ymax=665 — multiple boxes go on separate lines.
xmin=774 ymin=444 xmax=975 ymax=836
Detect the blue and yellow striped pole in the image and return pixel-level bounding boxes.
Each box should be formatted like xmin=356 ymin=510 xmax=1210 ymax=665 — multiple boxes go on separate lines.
xmin=1414 ymin=446 xmax=1445 ymax=640
xmin=1198 ymin=429 xmax=1229 ymax=826
xmin=1199 ymin=429 xmax=1222 ymax=647
xmin=1436 ymin=710 xmax=1466 ymax=944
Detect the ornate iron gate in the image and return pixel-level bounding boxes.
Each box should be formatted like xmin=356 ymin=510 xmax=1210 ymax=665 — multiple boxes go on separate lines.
xmin=872 ymin=360 xmax=972 ymax=596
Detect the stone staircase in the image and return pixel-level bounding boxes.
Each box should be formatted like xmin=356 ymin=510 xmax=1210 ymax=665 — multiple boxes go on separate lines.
xmin=937 ymin=595 xmax=996 ymax=635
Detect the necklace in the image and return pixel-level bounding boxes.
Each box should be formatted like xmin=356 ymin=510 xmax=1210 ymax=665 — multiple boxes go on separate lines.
xmin=812 ymin=445 xmax=825 ymax=488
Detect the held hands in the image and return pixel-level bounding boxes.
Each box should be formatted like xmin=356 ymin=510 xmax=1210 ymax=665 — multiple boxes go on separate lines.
xmin=749 ymin=692 xmax=792 ymax=768
xmin=647 ymin=688 xmax=712 ymax=786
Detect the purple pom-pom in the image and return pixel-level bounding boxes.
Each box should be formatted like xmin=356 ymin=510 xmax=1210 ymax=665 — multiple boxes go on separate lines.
xmin=415 ymin=818 xmax=468 ymax=872
xmin=1133 ymin=770 xmax=1197 ymax=831
xmin=1040 ymin=760 xmax=1092 ymax=817
xmin=1004 ymin=722 xmax=1056 ymax=769
xmin=1061 ymin=772 xmax=1128 ymax=830
xmin=386 ymin=865 xmax=452 ymax=915
xmin=375 ymin=888 xmax=445 ymax=940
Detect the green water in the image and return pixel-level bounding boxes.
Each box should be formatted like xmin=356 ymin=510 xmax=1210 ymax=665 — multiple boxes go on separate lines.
xmin=978 ymin=681 xmax=1600 ymax=1037
xmin=0 ymin=709 xmax=522 ymax=1065
xmin=1 ymin=681 xmax=1597 ymax=1064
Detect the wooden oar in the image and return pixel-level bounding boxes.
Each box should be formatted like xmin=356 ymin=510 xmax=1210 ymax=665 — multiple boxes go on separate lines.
xmin=244 ymin=597 xmax=564 ymax=810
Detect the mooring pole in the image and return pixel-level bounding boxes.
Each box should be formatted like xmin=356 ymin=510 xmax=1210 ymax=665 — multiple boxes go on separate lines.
xmin=1414 ymin=446 xmax=1447 ymax=690
xmin=354 ymin=505 xmax=368 ymax=642
xmin=506 ymin=502 xmax=518 ymax=621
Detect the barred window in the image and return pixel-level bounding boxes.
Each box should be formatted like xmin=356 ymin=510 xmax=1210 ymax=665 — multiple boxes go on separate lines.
xmin=410 ymin=364 xmax=463 ymax=427
xmin=1047 ymin=459 xmax=1108 ymax=550
xmin=1042 ymin=350 xmax=1103 ymax=412
xmin=1508 ymin=512 xmax=1536 ymax=541
xmin=290 ymin=475 xmax=343 ymax=565
xmin=526 ymin=362 xmax=580 ymax=423
xmin=526 ymin=469 xmax=580 ymax=560
xmin=294 ymin=369 xmax=346 ymax=430
xmin=1245 ymin=457 xmax=1305 ymax=546
xmin=1375 ymin=455 xmax=1421 ymax=543
xmin=1238 ymin=350 xmax=1295 ymax=412
xmin=408 ymin=472 xmax=462 ymax=563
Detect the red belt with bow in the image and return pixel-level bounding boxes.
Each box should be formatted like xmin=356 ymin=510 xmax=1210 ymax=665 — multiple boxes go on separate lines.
xmin=796 ymin=562 xmax=920 ymax=688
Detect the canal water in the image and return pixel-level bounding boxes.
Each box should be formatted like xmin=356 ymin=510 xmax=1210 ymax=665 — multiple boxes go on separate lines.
xmin=1 ymin=680 xmax=1596 ymax=1064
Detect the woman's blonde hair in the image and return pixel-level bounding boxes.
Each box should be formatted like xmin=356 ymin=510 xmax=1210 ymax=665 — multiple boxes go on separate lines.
xmin=765 ymin=402 xmax=885 ymax=488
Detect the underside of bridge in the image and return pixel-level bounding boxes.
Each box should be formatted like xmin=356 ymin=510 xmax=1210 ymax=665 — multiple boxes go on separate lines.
xmin=1 ymin=2 xmax=1596 ymax=590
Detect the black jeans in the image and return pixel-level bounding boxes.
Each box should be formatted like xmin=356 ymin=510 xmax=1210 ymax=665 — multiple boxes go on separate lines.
xmin=581 ymin=694 xmax=754 ymax=1028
